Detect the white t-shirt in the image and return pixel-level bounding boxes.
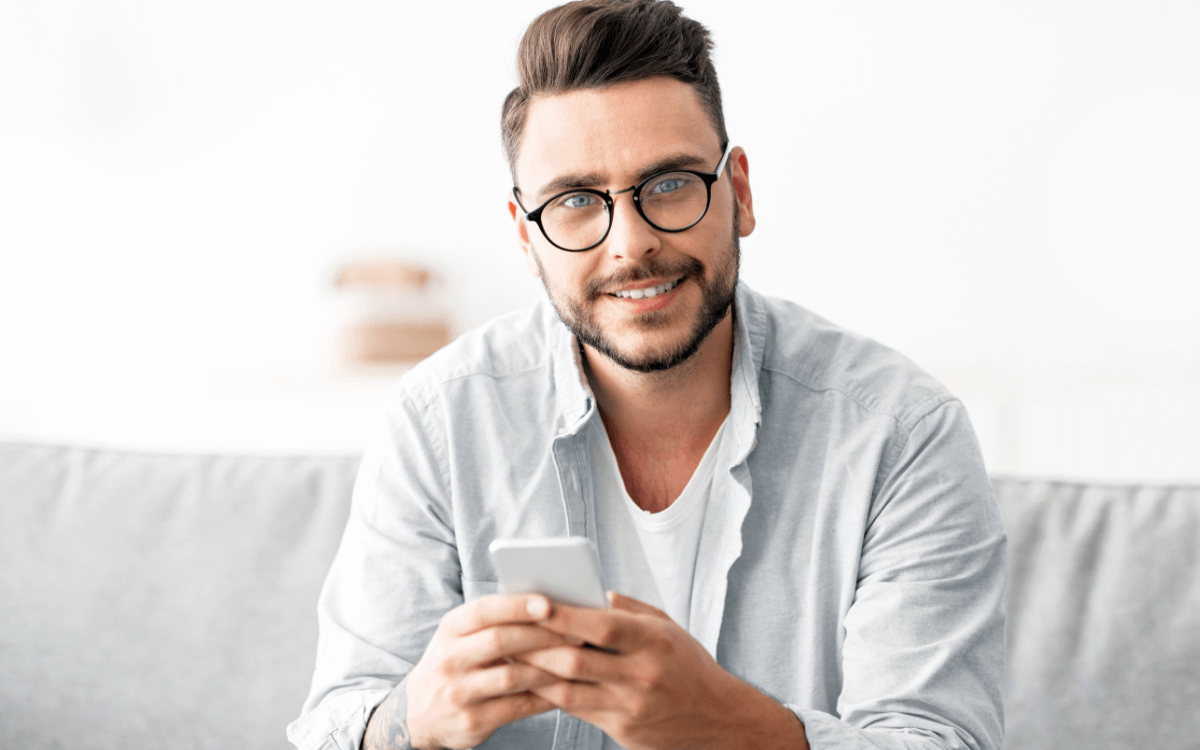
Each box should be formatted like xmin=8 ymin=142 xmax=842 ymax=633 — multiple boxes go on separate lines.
xmin=590 ymin=414 xmax=729 ymax=749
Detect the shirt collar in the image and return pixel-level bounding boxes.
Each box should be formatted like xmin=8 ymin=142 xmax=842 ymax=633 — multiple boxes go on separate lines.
xmin=549 ymin=302 xmax=596 ymax=434
xmin=729 ymin=280 xmax=766 ymax=460
xmin=548 ymin=280 xmax=767 ymax=447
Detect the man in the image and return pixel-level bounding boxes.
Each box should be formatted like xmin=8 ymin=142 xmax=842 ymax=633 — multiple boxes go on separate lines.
xmin=289 ymin=2 xmax=1006 ymax=749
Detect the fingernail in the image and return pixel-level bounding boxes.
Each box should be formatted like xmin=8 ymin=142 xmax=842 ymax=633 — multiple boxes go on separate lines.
xmin=527 ymin=597 xmax=550 ymax=619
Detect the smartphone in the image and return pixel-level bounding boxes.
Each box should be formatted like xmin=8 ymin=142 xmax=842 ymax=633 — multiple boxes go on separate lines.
xmin=488 ymin=536 xmax=609 ymax=609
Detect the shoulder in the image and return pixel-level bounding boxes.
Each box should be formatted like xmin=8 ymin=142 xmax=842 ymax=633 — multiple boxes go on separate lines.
xmin=743 ymin=287 xmax=954 ymax=431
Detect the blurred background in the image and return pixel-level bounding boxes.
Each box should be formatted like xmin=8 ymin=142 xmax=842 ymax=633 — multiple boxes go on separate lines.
xmin=0 ymin=1 xmax=1197 ymax=481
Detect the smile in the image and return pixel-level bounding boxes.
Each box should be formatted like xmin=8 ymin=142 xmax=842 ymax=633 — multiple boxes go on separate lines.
xmin=609 ymin=277 xmax=684 ymax=300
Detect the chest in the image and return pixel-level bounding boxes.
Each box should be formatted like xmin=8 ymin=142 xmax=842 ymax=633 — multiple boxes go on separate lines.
xmin=608 ymin=440 xmax=708 ymax=512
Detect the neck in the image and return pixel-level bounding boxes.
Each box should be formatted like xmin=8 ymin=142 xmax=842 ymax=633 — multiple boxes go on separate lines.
xmin=583 ymin=309 xmax=735 ymax=456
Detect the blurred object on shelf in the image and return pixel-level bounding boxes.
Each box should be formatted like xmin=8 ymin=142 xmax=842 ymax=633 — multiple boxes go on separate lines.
xmin=335 ymin=258 xmax=451 ymax=365
xmin=343 ymin=321 xmax=451 ymax=364
xmin=336 ymin=262 xmax=430 ymax=291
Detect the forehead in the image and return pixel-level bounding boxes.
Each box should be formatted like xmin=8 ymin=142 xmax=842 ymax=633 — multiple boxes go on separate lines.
xmin=515 ymin=76 xmax=722 ymax=194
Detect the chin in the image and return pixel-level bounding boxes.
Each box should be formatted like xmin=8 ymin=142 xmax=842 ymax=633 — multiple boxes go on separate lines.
xmin=605 ymin=343 xmax=693 ymax=373
xmin=583 ymin=308 xmax=728 ymax=374
xmin=536 ymin=223 xmax=741 ymax=374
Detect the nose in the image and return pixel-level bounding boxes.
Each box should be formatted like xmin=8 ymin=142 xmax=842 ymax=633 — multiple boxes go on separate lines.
xmin=603 ymin=191 xmax=660 ymax=263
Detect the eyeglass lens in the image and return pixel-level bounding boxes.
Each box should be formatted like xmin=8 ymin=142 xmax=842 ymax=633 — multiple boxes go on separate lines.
xmin=540 ymin=171 xmax=709 ymax=251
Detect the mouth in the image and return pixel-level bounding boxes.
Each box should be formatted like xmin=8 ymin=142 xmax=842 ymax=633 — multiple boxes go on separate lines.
xmin=607 ymin=277 xmax=684 ymax=300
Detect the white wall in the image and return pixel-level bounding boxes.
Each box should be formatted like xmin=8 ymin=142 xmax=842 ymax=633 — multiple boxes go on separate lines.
xmin=1 ymin=2 xmax=1197 ymax=480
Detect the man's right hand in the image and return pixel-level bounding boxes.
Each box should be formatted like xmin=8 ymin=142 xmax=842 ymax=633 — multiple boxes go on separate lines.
xmin=364 ymin=594 xmax=567 ymax=750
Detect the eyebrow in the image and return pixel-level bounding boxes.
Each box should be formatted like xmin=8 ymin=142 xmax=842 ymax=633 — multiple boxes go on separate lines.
xmin=531 ymin=151 xmax=712 ymax=203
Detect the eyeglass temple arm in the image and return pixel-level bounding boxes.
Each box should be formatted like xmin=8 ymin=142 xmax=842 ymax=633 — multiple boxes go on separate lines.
xmin=714 ymin=141 xmax=734 ymax=176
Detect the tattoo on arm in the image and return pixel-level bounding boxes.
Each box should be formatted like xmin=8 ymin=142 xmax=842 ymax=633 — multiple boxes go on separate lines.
xmin=364 ymin=676 xmax=416 ymax=750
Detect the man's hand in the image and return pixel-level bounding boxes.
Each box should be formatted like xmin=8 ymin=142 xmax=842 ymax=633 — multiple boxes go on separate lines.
xmin=518 ymin=592 xmax=809 ymax=750
xmin=365 ymin=593 xmax=569 ymax=750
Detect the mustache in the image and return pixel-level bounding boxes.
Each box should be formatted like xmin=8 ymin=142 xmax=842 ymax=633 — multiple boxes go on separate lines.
xmin=584 ymin=257 xmax=704 ymax=299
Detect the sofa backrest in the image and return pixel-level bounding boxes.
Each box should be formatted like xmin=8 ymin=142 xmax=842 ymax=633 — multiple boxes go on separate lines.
xmin=2 ymin=442 xmax=1199 ymax=749
xmin=0 ymin=442 xmax=360 ymax=750
xmin=992 ymin=477 xmax=1200 ymax=750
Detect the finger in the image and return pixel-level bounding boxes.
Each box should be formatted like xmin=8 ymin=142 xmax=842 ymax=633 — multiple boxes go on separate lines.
xmin=458 ymin=660 xmax=564 ymax=701
xmin=445 ymin=690 xmax=558 ymax=744
xmin=443 ymin=594 xmax=553 ymax=637
xmin=535 ymin=602 xmax=642 ymax=652
xmin=607 ymin=591 xmax=670 ymax=620
xmin=452 ymin=623 xmax=571 ymax=670
xmin=516 ymin=644 xmax=623 ymax=684
xmin=473 ymin=690 xmax=560 ymax=729
xmin=529 ymin=679 xmax=612 ymax=715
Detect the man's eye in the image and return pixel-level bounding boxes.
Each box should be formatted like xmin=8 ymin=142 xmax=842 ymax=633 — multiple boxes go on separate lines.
xmin=561 ymin=193 xmax=597 ymax=209
xmin=650 ymin=177 xmax=686 ymax=194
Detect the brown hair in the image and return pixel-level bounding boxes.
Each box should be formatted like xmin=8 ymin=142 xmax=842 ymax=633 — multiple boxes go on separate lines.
xmin=501 ymin=0 xmax=727 ymax=180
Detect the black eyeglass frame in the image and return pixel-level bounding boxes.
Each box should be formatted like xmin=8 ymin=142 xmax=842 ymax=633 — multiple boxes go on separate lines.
xmin=513 ymin=141 xmax=735 ymax=252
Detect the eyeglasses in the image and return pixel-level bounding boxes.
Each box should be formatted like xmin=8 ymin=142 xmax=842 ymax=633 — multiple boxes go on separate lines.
xmin=513 ymin=142 xmax=734 ymax=252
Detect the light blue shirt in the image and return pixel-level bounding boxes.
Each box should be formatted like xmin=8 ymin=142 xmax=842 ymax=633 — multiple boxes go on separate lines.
xmin=289 ymin=282 xmax=1006 ymax=750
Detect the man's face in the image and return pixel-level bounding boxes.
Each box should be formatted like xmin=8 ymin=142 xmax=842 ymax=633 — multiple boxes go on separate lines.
xmin=509 ymin=76 xmax=755 ymax=373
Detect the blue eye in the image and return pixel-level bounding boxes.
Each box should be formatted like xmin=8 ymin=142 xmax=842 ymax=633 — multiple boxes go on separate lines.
xmin=650 ymin=177 xmax=685 ymax=194
xmin=561 ymin=193 xmax=597 ymax=209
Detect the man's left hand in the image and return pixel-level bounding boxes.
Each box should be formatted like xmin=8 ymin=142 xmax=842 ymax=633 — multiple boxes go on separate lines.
xmin=517 ymin=591 xmax=808 ymax=750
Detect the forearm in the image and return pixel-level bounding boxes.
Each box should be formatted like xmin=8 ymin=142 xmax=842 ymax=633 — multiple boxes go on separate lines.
xmin=364 ymin=677 xmax=421 ymax=750
xmin=721 ymin=678 xmax=810 ymax=750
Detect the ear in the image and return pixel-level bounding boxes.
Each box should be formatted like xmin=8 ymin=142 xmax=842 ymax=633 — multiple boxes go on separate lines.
xmin=508 ymin=195 xmax=542 ymax=278
xmin=729 ymin=147 xmax=755 ymax=237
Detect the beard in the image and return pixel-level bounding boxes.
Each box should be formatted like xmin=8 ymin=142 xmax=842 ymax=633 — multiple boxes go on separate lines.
xmin=534 ymin=209 xmax=740 ymax=374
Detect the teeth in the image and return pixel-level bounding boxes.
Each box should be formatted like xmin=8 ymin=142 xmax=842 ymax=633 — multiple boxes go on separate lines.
xmin=612 ymin=277 xmax=682 ymax=299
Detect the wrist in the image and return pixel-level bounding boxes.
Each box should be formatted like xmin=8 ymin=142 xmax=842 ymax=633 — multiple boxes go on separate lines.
xmin=364 ymin=676 xmax=426 ymax=750
xmin=716 ymin=678 xmax=809 ymax=750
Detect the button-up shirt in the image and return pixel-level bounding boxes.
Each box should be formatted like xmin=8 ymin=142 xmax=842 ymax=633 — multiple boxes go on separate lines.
xmin=288 ymin=282 xmax=1006 ymax=750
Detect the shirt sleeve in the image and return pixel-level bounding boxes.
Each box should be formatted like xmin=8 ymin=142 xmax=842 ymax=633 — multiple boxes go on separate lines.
xmin=288 ymin=388 xmax=463 ymax=750
xmin=789 ymin=399 xmax=1007 ymax=750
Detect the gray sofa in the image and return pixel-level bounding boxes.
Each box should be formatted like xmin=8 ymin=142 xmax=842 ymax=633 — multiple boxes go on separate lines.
xmin=1 ymin=441 xmax=1198 ymax=749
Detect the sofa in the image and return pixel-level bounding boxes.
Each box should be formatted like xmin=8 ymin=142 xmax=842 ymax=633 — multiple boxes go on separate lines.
xmin=1 ymin=440 xmax=1198 ymax=749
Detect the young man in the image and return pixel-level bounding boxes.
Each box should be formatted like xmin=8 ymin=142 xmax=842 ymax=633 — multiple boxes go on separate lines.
xmin=289 ymin=2 xmax=1006 ymax=749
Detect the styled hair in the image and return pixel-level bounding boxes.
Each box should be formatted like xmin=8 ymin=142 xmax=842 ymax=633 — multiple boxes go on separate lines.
xmin=501 ymin=0 xmax=727 ymax=180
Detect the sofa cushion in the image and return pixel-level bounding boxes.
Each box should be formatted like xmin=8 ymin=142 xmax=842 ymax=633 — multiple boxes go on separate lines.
xmin=994 ymin=477 xmax=1200 ymax=750
xmin=0 ymin=442 xmax=360 ymax=750
xmin=4 ymin=443 xmax=1199 ymax=750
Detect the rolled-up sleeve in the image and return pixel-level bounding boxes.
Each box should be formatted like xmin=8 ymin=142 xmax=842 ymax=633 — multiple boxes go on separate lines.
xmin=289 ymin=387 xmax=462 ymax=750
xmin=789 ymin=400 xmax=1007 ymax=750
xmin=287 ymin=687 xmax=394 ymax=750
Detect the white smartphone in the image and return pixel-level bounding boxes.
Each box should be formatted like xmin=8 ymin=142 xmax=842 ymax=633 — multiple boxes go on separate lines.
xmin=488 ymin=536 xmax=609 ymax=609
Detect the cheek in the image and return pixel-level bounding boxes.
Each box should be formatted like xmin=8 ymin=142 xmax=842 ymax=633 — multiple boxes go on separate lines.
xmin=534 ymin=250 xmax=590 ymax=293
xmin=689 ymin=221 xmax=732 ymax=262
xmin=524 ymin=248 xmax=541 ymax=278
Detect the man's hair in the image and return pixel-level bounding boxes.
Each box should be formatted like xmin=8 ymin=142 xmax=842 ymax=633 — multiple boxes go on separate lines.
xmin=501 ymin=0 xmax=727 ymax=181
